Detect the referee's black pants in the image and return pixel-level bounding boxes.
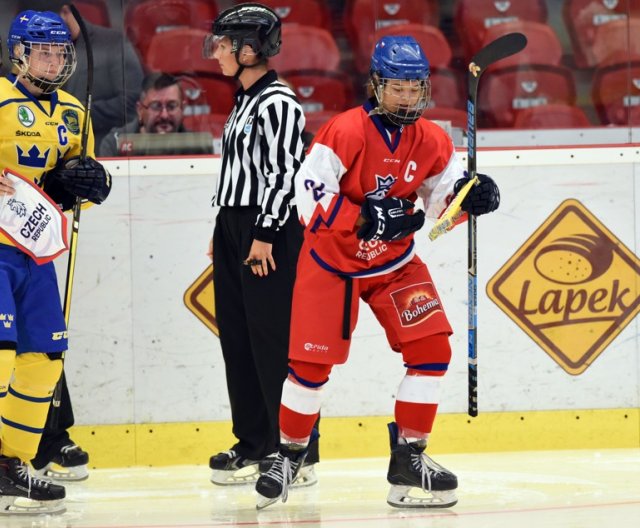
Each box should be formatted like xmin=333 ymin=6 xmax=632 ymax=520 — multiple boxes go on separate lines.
xmin=213 ymin=206 xmax=319 ymax=462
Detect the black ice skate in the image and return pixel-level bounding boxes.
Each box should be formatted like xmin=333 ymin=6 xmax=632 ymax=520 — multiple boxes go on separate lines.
xmin=255 ymin=443 xmax=309 ymax=510
xmin=35 ymin=441 xmax=89 ymax=481
xmin=386 ymin=422 xmax=458 ymax=508
xmin=0 ymin=456 xmax=66 ymax=515
xmin=209 ymin=449 xmax=260 ymax=485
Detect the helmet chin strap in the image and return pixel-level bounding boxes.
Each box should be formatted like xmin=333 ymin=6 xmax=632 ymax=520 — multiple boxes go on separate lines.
xmin=233 ymin=56 xmax=264 ymax=80
xmin=232 ymin=51 xmax=265 ymax=81
xmin=233 ymin=64 xmax=245 ymax=80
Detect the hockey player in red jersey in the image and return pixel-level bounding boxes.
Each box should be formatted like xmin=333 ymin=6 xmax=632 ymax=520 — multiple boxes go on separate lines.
xmin=255 ymin=35 xmax=500 ymax=509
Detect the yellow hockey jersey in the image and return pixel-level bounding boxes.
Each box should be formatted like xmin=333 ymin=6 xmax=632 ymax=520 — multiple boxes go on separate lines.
xmin=0 ymin=74 xmax=95 ymax=247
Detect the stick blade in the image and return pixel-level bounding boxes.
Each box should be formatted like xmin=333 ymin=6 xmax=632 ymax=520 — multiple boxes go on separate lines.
xmin=471 ymin=32 xmax=527 ymax=72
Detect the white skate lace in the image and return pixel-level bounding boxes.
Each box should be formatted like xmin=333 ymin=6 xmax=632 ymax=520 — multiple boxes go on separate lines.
xmin=412 ymin=453 xmax=445 ymax=493
xmin=267 ymin=454 xmax=294 ymax=502
xmin=16 ymin=462 xmax=51 ymax=494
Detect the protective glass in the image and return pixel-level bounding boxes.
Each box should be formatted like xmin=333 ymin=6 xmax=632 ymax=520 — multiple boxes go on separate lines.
xmin=141 ymin=101 xmax=182 ymax=113
xmin=16 ymin=41 xmax=77 ymax=94
xmin=202 ymin=34 xmax=229 ymax=59
xmin=372 ymin=76 xmax=432 ymax=126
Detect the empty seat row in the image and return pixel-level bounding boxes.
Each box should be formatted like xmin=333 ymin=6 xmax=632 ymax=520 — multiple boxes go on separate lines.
xmin=75 ymin=0 xmax=640 ymax=73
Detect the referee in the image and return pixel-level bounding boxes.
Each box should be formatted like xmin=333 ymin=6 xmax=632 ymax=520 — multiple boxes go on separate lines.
xmin=203 ymin=3 xmax=319 ymax=485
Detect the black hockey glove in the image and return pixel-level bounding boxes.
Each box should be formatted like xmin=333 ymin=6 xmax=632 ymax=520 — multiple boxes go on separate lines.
xmin=454 ymin=173 xmax=500 ymax=216
xmin=49 ymin=156 xmax=112 ymax=204
xmin=42 ymin=173 xmax=76 ymax=212
xmin=357 ymin=197 xmax=425 ymax=241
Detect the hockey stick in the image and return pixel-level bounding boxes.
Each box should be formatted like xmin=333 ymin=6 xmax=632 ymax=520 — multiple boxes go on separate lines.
xmin=50 ymin=3 xmax=94 ymax=426
xmin=466 ymin=33 xmax=526 ymax=417
xmin=428 ymin=176 xmax=477 ymax=241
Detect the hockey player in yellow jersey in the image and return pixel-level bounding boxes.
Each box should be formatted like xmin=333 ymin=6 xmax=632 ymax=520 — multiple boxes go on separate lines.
xmin=0 ymin=10 xmax=111 ymax=514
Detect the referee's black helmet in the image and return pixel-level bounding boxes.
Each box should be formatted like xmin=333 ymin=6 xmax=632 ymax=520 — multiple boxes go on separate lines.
xmin=212 ymin=3 xmax=281 ymax=59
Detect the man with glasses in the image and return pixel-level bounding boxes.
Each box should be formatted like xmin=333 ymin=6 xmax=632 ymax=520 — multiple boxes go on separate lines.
xmin=99 ymin=72 xmax=188 ymax=156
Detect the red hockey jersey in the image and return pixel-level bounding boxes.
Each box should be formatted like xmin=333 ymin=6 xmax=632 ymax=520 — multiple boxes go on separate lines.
xmin=295 ymin=101 xmax=465 ymax=277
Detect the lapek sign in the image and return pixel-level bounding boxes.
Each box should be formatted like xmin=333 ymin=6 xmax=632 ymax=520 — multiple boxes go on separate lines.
xmin=487 ymin=199 xmax=640 ymax=375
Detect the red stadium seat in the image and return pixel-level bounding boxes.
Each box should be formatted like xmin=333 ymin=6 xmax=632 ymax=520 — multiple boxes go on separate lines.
xmin=423 ymin=107 xmax=467 ymax=129
xmin=243 ymin=0 xmax=332 ymax=30
xmin=369 ymin=23 xmax=452 ymax=70
xmin=563 ymin=0 xmax=640 ymax=68
xmin=591 ymin=18 xmax=640 ymax=68
xmin=284 ymin=73 xmax=353 ymax=113
xmin=478 ymin=65 xmax=577 ymax=128
xmin=454 ymin=0 xmax=547 ymax=61
xmin=270 ymin=24 xmax=341 ymax=73
xmin=592 ymin=60 xmax=640 ymax=125
xmin=125 ymin=0 xmax=218 ymax=60
xmin=479 ymin=20 xmax=564 ymax=69
xmin=304 ymin=111 xmax=340 ymax=135
xmin=74 ymin=0 xmax=111 ymax=27
xmin=177 ymin=74 xmax=236 ymax=117
xmin=184 ymin=113 xmax=228 ymax=137
xmin=512 ymin=103 xmax=591 ymax=129
xmin=429 ymin=68 xmax=464 ymax=110
xmin=145 ymin=28 xmax=223 ymax=76
xmin=345 ymin=0 xmax=440 ymax=73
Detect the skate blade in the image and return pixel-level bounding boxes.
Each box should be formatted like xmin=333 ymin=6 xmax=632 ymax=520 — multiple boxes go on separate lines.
xmin=210 ymin=464 xmax=259 ymax=486
xmin=387 ymin=485 xmax=457 ymax=509
xmin=256 ymin=494 xmax=281 ymax=511
xmin=0 ymin=496 xmax=66 ymax=515
xmin=44 ymin=462 xmax=89 ymax=481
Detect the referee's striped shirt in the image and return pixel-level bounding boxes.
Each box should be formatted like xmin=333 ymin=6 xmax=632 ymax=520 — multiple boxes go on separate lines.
xmin=214 ymin=70 xmax=306 ymax=243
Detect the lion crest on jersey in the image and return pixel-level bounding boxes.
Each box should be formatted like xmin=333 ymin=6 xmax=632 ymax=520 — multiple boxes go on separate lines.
xmin=364 ymin=174 xmax=396 ymax=200
xmin=62 ymin=109 xmax=80 ymax=135
xmin=7 ymin=198 xmax=27 ymax=218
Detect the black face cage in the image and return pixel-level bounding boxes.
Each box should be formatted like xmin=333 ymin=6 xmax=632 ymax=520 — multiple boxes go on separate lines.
xmin=371 ymin=75 xmax=432 ymax=126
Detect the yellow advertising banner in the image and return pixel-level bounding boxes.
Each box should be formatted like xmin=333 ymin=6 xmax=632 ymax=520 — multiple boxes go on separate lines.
xmin=487 ymin=199 xmax=640 ymax=374
xmin=183 ymin=265 xmax=218 ymax=336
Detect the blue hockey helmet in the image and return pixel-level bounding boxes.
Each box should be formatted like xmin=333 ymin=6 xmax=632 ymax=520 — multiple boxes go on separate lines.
xmin=369 ymin=36 xmax=431 ymax=126
xmin=8 ymin=11 xmax=77 ymax=94
xmin=370 ymin=35 xmax=430 ymax=80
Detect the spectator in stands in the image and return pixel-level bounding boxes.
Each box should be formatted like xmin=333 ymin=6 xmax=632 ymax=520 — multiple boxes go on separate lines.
xmin=99 ymin=72 xmax=188 ymax=157
xmin=18 ymin=0 xmax=144 ymax=146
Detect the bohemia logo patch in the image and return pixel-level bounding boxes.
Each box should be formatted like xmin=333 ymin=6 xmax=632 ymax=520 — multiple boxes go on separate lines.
xmin=487 ymin=199 xmax=640 ymax=375
xmin=391 ymin=282 xmax=442 ymax=327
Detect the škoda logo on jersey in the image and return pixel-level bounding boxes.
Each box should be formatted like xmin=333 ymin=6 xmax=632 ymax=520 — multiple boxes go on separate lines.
xmin=487 ymin=199 xmax=640 ymax=375
xmin=390 ymin=282 xmax=442 ymax=327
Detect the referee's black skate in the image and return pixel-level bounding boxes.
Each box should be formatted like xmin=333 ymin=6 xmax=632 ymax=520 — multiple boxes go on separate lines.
xmin=386 ymin=422 xmax=458 ymax=508
xmin=209 ymin=449 xmax=260 ymax=485
xmin=0 ymin=456 xmax=66 ymax=515
xmin=34 ymin=440 xmax=89 ymax=481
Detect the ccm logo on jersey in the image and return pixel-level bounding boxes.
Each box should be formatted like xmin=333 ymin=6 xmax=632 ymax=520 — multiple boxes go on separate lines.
xmin=51 ymin=331 xmax=68 ymax=340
